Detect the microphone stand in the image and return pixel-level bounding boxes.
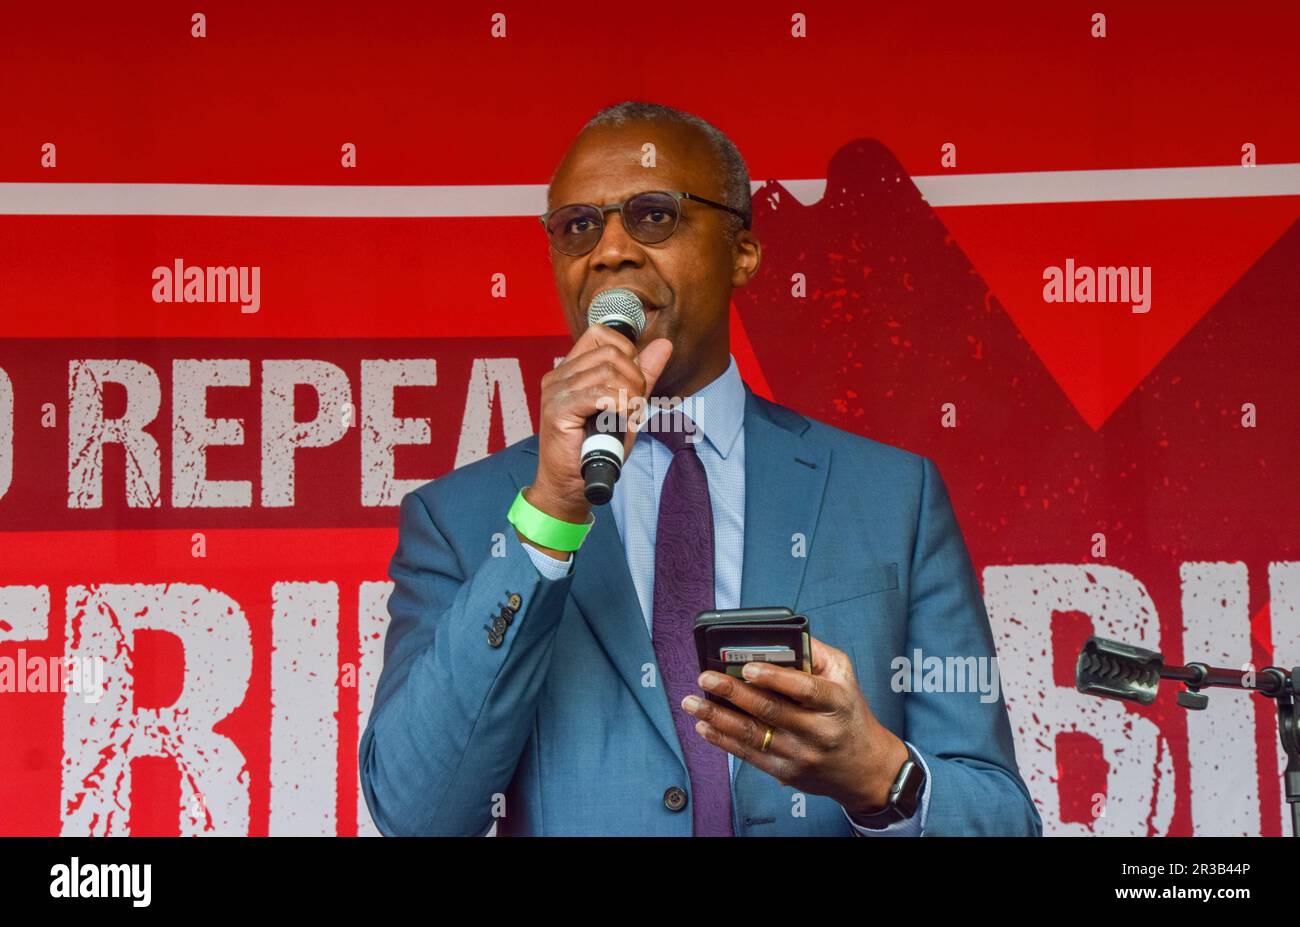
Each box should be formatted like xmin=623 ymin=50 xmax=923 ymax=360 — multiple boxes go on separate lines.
xmin=1077 ymin=636 xmax=1300 ymax=837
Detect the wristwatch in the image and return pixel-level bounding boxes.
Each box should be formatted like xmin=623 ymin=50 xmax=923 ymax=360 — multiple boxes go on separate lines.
xmin=849 ymin=744 xmax=925 ymax=830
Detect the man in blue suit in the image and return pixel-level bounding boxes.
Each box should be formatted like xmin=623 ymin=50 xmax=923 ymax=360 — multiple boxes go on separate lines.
xmin=359 ymin=101 xmax=1041 ymax=837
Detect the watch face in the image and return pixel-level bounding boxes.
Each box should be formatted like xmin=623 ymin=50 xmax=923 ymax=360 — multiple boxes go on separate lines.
xmin=853 ymin=754 xmax=925 ymax=828
xmin=894 ymin=760 xmax=923 ymax=817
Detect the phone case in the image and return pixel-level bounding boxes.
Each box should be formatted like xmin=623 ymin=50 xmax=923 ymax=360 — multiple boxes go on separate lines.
xmin=692 ymin=607 xmax=812 ymax=714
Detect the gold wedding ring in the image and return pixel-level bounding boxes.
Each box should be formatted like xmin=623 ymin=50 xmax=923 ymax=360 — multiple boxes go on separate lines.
xmin=760 ymin=726 xmax=774 ymax=752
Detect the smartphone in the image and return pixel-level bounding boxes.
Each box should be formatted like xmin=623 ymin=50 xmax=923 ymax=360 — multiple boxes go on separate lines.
xmin=692 ymin=607 xmax=812 ymax=713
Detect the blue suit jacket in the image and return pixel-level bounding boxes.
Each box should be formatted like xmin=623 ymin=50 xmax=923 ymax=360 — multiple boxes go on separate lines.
xmin=359 ymin=384 xmax=1042 ymax=836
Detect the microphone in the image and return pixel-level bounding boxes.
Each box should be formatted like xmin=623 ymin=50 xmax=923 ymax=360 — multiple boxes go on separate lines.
xmin=581 ymin=287 xmax=647 ymax=505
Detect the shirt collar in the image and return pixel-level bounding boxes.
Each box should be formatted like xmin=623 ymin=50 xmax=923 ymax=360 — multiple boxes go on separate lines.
xmin=639 ymin=354 xmax=744 ymax=460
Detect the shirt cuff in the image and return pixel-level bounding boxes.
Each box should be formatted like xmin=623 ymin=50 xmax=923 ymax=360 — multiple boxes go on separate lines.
xmin=843 ymin=741 xmax=931 ymax=837
xmin=522 ymin=540 xmax=574 ymax=579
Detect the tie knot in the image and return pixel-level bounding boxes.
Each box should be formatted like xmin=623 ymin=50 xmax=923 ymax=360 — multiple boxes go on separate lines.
xmin=645 ymin=408 xmax=703 ymax=454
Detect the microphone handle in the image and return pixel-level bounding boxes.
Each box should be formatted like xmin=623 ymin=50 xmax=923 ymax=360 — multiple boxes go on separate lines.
xmin=580 ymin=320 xmax=639 ymax=505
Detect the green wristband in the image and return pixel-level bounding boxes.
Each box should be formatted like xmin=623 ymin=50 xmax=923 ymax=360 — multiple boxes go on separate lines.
xmin=507 ymin=487 xmax=594 ymax=552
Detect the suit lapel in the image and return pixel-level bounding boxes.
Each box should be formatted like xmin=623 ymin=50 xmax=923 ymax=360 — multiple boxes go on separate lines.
xmin=508 ymin=439 xmax=686 ymax=771
xmin=734 ymin=385 xmax=832 ymax=813
xmin=738 ymin=385 xmax=830 ymax=611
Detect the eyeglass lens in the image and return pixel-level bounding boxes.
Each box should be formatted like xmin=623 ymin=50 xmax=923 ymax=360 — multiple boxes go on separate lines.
xmin=545 ymin=192 xmax=681 ymax=255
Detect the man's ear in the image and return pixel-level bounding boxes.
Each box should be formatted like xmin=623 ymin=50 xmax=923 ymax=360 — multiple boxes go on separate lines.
xmin=731 ymin=229 xmax=762 ymax=287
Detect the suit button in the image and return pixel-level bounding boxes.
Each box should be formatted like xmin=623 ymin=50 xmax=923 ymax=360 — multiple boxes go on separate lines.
xmin=506 ymin=592 xmax=522 ymax=611
xmin=663 ymin=786 xmax=688 ymax=812
xmin=498 ymin=606 xmax=514 ymax=626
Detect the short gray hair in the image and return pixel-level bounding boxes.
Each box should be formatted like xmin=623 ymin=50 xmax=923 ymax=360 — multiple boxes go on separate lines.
xmin=577 ymin=101 xmax=752 ymax=241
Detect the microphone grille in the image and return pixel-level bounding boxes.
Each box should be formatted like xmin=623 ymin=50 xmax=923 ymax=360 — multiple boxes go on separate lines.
xmin=588 ymin=288 xmax=646 ymax=336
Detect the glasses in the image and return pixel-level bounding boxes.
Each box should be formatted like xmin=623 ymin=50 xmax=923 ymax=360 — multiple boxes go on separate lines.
xmin=540 ymin=190 xmax=751 ymax=256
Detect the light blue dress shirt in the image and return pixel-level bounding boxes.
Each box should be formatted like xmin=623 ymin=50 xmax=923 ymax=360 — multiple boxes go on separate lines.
xmin=523 ymin=354 xmax=930 ymax=835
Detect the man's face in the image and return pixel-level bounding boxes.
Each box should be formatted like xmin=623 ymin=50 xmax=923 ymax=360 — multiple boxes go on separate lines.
xmin=545 ymin=119 xmax=761 ymax=398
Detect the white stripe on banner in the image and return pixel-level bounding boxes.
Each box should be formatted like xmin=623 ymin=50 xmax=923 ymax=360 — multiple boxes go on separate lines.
xmin=1 ymin=164 xmax=1297 ymax=216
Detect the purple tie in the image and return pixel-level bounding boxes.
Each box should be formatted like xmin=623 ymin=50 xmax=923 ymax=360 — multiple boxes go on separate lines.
xmin=649 ymin=409 xmax=734 ymax=836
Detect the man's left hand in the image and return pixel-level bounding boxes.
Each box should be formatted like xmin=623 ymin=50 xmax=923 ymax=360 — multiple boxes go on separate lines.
xmin=681 ymin=634 xmax=909 ymax=815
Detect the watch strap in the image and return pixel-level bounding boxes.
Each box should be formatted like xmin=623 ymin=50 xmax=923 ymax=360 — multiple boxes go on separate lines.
xmin=850 ymin=743 xmax=925 ymax=829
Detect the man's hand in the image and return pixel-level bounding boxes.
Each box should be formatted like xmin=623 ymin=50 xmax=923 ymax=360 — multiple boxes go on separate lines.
xmin=517 ymin=323 xmax=672 ymax=557
xmin=681 ymin=635 xmax=910 ymax=814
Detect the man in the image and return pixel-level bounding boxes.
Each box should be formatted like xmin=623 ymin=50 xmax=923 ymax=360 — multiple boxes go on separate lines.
xmin=359 ymin=101 xmax=1041 ymax=837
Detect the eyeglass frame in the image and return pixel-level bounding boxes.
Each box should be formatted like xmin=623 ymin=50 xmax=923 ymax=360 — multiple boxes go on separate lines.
xmin=538 ymin=190 xmax=752 ymax=255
